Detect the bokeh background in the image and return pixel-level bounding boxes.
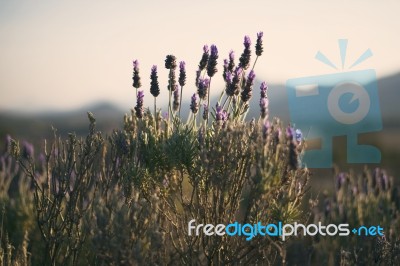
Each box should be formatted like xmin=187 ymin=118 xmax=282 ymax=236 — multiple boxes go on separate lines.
xmin=1 ymin=0 xmax=400 ymax=187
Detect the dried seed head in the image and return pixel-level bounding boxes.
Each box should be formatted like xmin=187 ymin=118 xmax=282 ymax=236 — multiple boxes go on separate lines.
xmin=165 ymin=55 xmax=177 ymax=70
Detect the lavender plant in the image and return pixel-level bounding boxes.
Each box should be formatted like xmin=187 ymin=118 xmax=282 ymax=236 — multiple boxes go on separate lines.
xmin=1 ymin=32 xmax=398 ymax=266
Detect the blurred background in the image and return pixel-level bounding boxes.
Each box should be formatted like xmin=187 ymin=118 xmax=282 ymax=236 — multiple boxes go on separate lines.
xmin=1 ymin=0 xmax=399 ymax=188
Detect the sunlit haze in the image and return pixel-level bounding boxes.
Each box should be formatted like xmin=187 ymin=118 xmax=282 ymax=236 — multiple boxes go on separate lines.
xmin=1 ymin=0 xmax=399 ymax=112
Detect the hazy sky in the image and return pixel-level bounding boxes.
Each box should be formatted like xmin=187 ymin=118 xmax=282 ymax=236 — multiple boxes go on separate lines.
xmin=1 ymin=0 xmax=399 ymax=112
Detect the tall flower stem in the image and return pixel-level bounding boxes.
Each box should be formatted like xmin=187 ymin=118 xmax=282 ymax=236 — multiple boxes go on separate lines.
xmin=206 ymin=78 xmax=212 ymax=126
xmin=179 ymin=85 xmax=184 ymax=118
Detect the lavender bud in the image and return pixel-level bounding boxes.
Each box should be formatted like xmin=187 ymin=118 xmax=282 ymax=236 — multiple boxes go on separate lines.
xmin=241 ymin=70 xmax=256 ymax=102
xmin=179 ymin=61 xmax=186 ymax=87
xmin=165 ymin=55 xmax=177 ymax=70
xmin=239 ymin=36 xmax=251 ymax=70
xmin=207 ymin=44 xmax=218 ymax=77
xmin=173 ymin=89 xmax=180 ymax=112
xmin=134 ymin=90 xmax=144 ymax=118
xmin=260 ymin=97 xmax=269 ymax=119
xmin=260 ymin=81 xmax=268 ymax=99
xmin=255 ymin=31 xmax=264 ymax=56
xmin=132 ymin=60 xmax=141 ymax=89
xmin=198 ymin=45 xmax=209 ymax=71
xmin=150 ymin=65 xmax=160 ymax=97
xmin=197 ymin=78 xmax=209 ymax=100
xmin=190 ymin=93 xmax=199 ymax=114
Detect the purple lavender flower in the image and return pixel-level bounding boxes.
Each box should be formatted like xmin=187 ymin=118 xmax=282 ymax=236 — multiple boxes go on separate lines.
xmin=226 ymin=66 xmax=242 ymax=96
xmin=134 ymin=90 xmax=144 ymax=118
xmin=260 ymin=81 xmax=268 ymax=99
xmin=173 ymin=89 xmax=180 ymax=112
xmin=197 ymin=78 xmax=209 ymax=100
xmin=195 ymin=70 xmax=201 ymax=87
xmin=150 ymin=65 xmax=160 ymax=97
xmin=132 ymin=60 xmax=141 ymax=89
xmin=190 ymin=93 xmax=199 ymax=114
xmin=216 ymin=104 xmax=229 ymax=123
xmin=22 ymin=140 xmax=34 ymax=159
xmin=255 ymin=31 xmax=264 ymax=56
xmin=179 ymin=61 xmax=186 ymax=87
xmin=202 ymin=104 xmax=208 ymax=120
xmin=165 ymin=55 xmax=177 ymax=70
xmin=228 ymin=50 xmax=235 ymax=72
xmin=198 ymin=45 xmax=209 ymax=71
xmin=239 ymin=36 xmax=252 ymax=70
xmin=260 ymin=97 xmax=269 ymax=119
xmin=207 ymin=44 xmax=218 ymax=77
xmin=241 ymin=70 xmax=256 ymax=102
xmin=222 ymin=59 xmax=229 ymax=81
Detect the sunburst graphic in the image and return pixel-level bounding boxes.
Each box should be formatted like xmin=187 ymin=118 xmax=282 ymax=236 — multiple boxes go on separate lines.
xmin=315 ymin=39 xmax=373 ymax=70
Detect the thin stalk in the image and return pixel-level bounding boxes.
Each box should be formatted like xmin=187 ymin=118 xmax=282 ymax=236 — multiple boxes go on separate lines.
xmin=206 ymin=78 xmax=212 ymax=126
xmin=179 ymin=85 xmax=184 ymax=118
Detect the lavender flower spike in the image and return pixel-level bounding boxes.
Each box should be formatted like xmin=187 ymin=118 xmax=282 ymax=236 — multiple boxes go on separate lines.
xmin=216 ymin=103 xmax=229 ymax=123
xmin=134 ymin=90 xmax=144 ymax=118
xmin=260 ymin=97 xmax=269 ymax=119
xmin=260 ymin=81 xmax=268 ymax=99
xmin=132 ymin=59 xmax=141 ymax=89
xmin=241 ymin=70 xmax=256 ymax=102
xmin=239 ymin=36 xmax=252 ymax=70
xmin=178 ymin=61 xmax=186 ymax=87
xmin=190 ymin=93 xmax=199 ymax=114
xmin=256 ymin=31 xmax=264 ymax=56
xmin=197 ymin=78 xmax=209 ymax=100
xmin=198 ymin=45 xmax=209 ymax=71
xmin=150 ymin=65 xmax=160 ymax=97
xmin=207 ymin=44 xmax=218 ymax=77
xmin=202 ymin=104 xmax=208 ymax=120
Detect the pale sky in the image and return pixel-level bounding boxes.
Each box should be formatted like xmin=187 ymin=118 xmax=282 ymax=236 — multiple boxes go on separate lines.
xmin=1 ymin=0 xmax=399 ymax=112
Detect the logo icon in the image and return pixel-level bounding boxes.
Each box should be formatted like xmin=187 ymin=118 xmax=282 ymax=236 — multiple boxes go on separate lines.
xmin=286 ymin=40 xmax=382 ymax=168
